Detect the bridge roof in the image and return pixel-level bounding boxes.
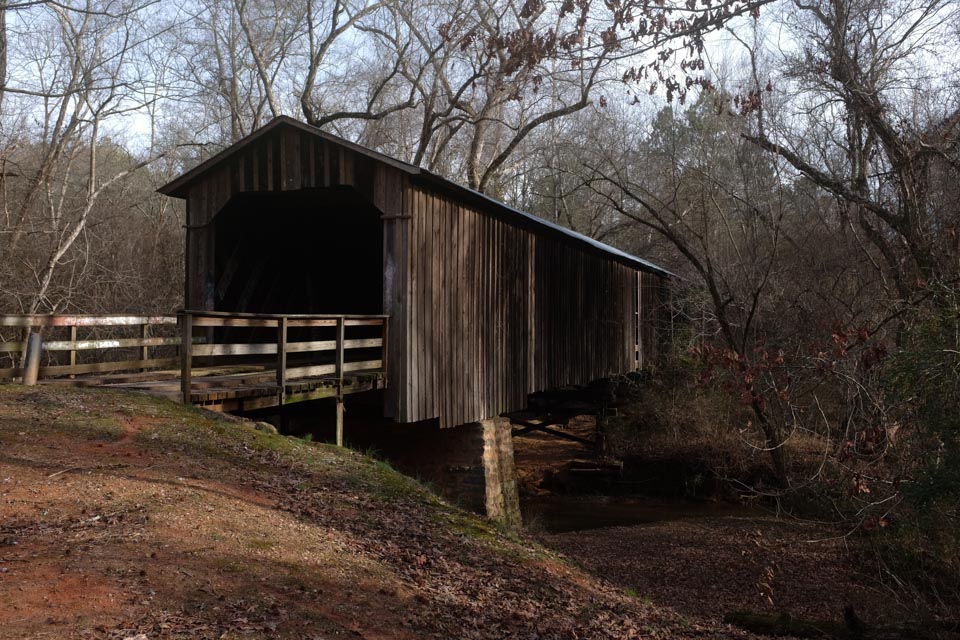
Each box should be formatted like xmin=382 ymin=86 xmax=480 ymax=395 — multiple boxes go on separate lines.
xmin=159 ymin=116 xmax=675 ymax=278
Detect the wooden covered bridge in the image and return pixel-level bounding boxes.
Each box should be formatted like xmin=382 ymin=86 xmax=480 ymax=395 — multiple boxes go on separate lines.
xmin=161 ymin=115 xmax=673 ymax=426
xmin=1 ymin=116 xmax=673 ymax=523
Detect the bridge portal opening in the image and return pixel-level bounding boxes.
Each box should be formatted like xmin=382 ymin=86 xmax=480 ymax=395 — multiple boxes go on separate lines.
xmin=212 ymin=187 xmax=383 ymax=315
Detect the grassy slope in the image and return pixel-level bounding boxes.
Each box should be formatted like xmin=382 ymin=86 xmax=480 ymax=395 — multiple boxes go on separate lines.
xmin=0 ymin=385 xmax=752 ymax=639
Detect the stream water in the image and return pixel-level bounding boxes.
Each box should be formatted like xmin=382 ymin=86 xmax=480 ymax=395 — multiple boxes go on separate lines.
xmin=522 ymin=495 xmax=762 ymax=533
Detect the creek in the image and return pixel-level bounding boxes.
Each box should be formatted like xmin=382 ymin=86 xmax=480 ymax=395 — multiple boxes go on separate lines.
xmin=522 ymin=494 xmax=761 ymax=533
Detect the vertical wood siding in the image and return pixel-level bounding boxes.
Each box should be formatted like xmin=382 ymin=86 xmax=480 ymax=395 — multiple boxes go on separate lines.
xmin=638 ymin=270 xmax=664 ymax=369
xmin=402 ymin=184 xmax=655 ymax=428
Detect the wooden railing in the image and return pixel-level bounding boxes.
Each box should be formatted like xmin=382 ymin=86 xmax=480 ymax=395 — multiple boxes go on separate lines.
xmin=0 ymin=311 xmax=388 ymax=395
xmin=0 ymin=310 xmax=388 ymax=444
xmin=0 ymin=314 xmax=180 ymax=380
xmin=178 ymin=310 xmax=388 ymax=404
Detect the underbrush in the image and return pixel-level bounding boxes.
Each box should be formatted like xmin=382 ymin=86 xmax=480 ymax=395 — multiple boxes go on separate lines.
xmin=859 ymin=519 xmax=960 ymax=621
xmin=601 ymin=364 xmax=823 ymax=499
xmin=864 ymin=287 xmax=960 ymax=620
xmin=601 ymin=291 xmax=960 ymax=621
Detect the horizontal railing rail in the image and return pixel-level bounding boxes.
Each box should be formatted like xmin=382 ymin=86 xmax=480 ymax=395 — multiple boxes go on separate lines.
xmin=0 ymin=314 xmax=177 ymax=328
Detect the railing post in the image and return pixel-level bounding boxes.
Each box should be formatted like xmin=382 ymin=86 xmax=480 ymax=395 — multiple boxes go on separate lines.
xmin=22 ymin=332 xmax=42 ymax=386
xmin=335 ymin=316 xmax=345 ymax=447
xmin=336 ymin=316 xmax=345 ymax=384
xmin=336 ymin=397 xmax=344 ymax=447
xmin=68 ymin=325 xmax=77 ymax=378
xmin=69 ymin=325 xmax=77 ymax=369
xmin=277 ymin=316 xmax=288 ymax=404
xmin=141 ymin=323 xmax=150 ymax=372
xmin=179 ymin=312 xmax=193 ymax=405
xmin=381 ymin=318 xmax=389 ymax=380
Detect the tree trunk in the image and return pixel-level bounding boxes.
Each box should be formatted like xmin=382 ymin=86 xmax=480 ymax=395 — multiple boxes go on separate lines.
xmin=751 ymin=397 xmax=789 ymax=487
xmin=0 ymin=3 xmax=7 ymax=114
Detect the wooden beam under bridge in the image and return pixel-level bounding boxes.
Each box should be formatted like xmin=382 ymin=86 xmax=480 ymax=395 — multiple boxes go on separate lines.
xmin=508 ymin=417 xmax=596 ymax=446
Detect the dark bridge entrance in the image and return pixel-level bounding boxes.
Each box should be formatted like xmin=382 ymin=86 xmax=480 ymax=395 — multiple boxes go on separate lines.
xmin=213 ymin=188 xmax=383 ymax=316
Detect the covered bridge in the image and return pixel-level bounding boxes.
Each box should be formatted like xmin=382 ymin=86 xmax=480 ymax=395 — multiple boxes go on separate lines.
xmin=158 ymin=116 xmax=673 ymax=431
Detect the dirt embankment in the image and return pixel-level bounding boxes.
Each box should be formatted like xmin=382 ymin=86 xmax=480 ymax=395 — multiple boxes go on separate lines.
xmin=0 ymin=385 xmax=765 ymax=639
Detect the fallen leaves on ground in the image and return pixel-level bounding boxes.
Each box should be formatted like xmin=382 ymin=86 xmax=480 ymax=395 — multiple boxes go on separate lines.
xmin=0 ymin=386 xmax=757 ymax=639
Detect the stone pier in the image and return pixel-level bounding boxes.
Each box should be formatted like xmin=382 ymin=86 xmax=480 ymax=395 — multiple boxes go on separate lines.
xmin=479 ymin=417 xmax=522 ymax=527
xmin=390 ymin=417 xmax=521 ymax=527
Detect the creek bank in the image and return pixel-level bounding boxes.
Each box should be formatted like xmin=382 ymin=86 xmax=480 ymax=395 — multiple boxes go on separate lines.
xmin=511 ymin=409 xmax=919 ymax=635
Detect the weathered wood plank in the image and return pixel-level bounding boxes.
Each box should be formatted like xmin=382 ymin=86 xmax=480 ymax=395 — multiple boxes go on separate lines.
xmin=409 ymin=188 xmax=421 ymax=421
xmin=424 ymin=186 xmax=435 ymax=421
xmin=191 ymin=317 xmax=277 ymax=328
xmin=438 ymin=193 xmax=449 ymax=426
xmin=37 ymin=357 xmax=181 ymax=378
xmin=399 ymin=179 xmax=412 ymax=421
xmin=288 ymin=338 xmax=382 ymax=353
xmin=285 ymin=359 xmax=382 ymax=380
xmin=184 ymin=310 xmax=387 ymax=320
xmin=430 ymin=184 xmax=441 ymax=421
xmin=36 ymin=336 xmax=183 ymax=352
xmin=452 ymin=199 xmax=462 ymax=427
xmin=0 ymin=315 xmax=177 ymax=328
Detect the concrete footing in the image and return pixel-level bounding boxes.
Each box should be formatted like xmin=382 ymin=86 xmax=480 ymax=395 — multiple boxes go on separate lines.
xmin=479 ymin=417 xmax=522 ymax=527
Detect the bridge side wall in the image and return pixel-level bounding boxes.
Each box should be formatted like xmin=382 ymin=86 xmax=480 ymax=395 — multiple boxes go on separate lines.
xmin=398 ymin=181 xmax=667 ymax=428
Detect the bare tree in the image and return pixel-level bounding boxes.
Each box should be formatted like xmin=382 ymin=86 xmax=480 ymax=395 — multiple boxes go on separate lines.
xmin=232 ymin=0 xmax=303 ymax=120
xmin=166 ymin=0 xmax=270 ymax=143
xmin=742 ymin=0 xmax=960 ymax=295
xmin=582 ymin=95 xmax=797 ymax=483
xmin=0 ymin=0 xmax=172 ymax=315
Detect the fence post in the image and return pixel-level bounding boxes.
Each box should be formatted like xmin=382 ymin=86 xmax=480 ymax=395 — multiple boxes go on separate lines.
xmin=335 ymin=316 xmax=345 ymax=446
xmin=179 ymin=312 xmax=192 ymax=405
xmin=22 ymin=332 xmax=42 ymax=386
xmin=69 ymin=325 xmax=77 ymax=373
xmin=277 ymin=316 xmax=287 ymax=405
xmin=141 ymin=323 xmax=149 ymax=371
xmin=336 ymin=397 xmax=344 ymax=447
